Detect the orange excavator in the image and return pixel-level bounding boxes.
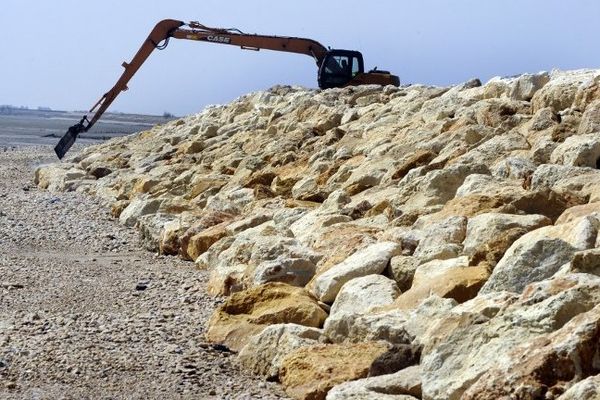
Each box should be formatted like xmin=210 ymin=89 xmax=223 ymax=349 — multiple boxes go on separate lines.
xmin=55 ymin=19 xmax=399 ymax=159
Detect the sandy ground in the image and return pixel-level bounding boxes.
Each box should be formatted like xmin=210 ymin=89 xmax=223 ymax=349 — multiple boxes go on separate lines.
xmin=0 ymin=147 xmax=288 ymax=399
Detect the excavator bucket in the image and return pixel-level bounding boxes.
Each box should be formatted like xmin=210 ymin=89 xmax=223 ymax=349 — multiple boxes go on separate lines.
xmin=54 ymin=117 xmax=87 ymax=159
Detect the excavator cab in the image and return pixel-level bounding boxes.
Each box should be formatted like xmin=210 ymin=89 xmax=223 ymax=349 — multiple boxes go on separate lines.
xmin=318 ymin=50 xmax=364 ymax=89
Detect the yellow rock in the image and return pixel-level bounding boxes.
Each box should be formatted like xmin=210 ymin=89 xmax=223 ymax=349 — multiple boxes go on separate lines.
xmin=110 ymin=200 xmax=130 ymax=218
xmin=132 ymin=177 xmax=160 ymax=194
xmin=184 ymin=224 xmax=228 ymax=261
xmin=178 ymin=211 xmax=236 ymax=260
xmin=393 ymin=264 xmax=490 ymax=310
xmin=279 ymin=341 xmax=391 ymax=400
xmin=205 ymin=282 xmax=327 ymax=352
xmin=556 ymin=201 xmax=600 ymax=225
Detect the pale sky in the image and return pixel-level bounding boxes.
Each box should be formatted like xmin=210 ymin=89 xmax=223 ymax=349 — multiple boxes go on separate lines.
xmin=2 ymin=0 xmax=599 ymax=115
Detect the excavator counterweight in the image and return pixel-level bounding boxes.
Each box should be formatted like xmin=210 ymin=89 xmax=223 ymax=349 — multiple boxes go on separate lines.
xmin=55 ymin=19 xmax=399 ymax=159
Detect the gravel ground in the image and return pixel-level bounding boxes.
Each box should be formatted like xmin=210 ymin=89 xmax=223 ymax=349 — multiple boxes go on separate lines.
xmin=0 ymin=146 xmax=288 ymax=400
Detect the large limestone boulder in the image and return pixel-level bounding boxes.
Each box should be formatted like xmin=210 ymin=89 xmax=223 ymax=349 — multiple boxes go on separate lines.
xmin=578 ymin=99 xmax=600 ymax=134
xmin=532 ymin=69 xmax=597 ymax=112
xmin=530 ymin=164 xmax=599 ymax=191
xmin=550 ymin=133 xmax=600 ymax=168
xmin=198 ymin=223 xmax=322 ymax=295
xmin=558 ymin=375 xmax=600 ymax=400
xmin=462 ymin=304 xmax=600 ymax=399
xmin=309 ymin=242 xmax=401 ymax=303
xmin=118 ymin=196 xmax=162 ymax=227
xmin=570 ymin=249 xmax=600 ymax=276
xmin=419 ymin=291 xmax=519 ymax=356
xmin=480 ymin=215 xmax=599 ymax=294
xmin=309 ymin=223 xmax=380 ymax=272
xmin=412 ymin=216 xmax=467 ymax=262
xmin=205 ymin=282 xmax=327 ymax=352
xmin=392 ymin=257 xmax=489 ymax=310
xmin=463 ymin=212 xmax=551 ymax=264
xmin=491 ymin=156 xmax=537 ymax=180
xmin=323 ymin=275 xmax=400 ymax=343
xmin=556 ymin=202 xmax=600 ymax=225
xmin=421 ymin=273 xmax=600 ymax=400
xmin=326 ymin=365 xmax=422 ymax=400
xmin=279 ymin=341 xmax=391 ymax=400
xmin=509 ymin=72 xmax=550 ymax=101
xmin=34 ymin=165 xmax=87 ymax=192
xmin=346 ymin=296 xmax=457 ymax=345
xmin=404 ymin=163 xmax=490 ymax=209
xmin=183 ymin=223 xmax=229 ymax=261
xmin=387 ymin=255 xmax=420 ymax=292
xmin=238 ymin=323 xmax=324 ymax=379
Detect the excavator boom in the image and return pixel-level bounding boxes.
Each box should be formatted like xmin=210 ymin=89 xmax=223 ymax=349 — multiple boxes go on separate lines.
xmin=55 ymin=19 xmax=398 ymax=159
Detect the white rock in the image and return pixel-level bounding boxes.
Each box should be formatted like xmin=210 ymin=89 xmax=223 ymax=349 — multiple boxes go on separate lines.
xmin=454 ymin=132 xmax=529 ymax=166
xmin=226 ymin=212 xmax=272 ymax=235
xmin=326 ymin=365 xmax=422 ymax=400
xmin=413 ymin=216 xmax=466 ymax=262
xmin=491 ymin=157 xmax=537 ymax=179
xmin=422 ymin=273 xmax=600 ymax=400
xmin=118 ymin=197 xmax=162 ymax=227
xmin=455 ymin=174 xmax=503 ymax=197
xmin=291 ymin=176 xmax=319 ymax=200
xmin=322 ymin=189 xmax=351 ymax=212
xmin=310 ymin=242 xmax=401 ymax=303
xmin=530 ymin=163 xmax=599 ymax=189
xmin=462 ymin=212 xmax=551 ymax=257
xmin=324 ymin=275 xmax=400 ymax=343
xmin=509 ymin=72 xmax=550 ymax=101
xmin=347 ymin=296 xmax=457 ymax=345
xmin=550 ymin=133 xmax=600 ymax=168
xmin=238 ymin=323 xmax=323 ymax=379
xmin=558 ymin=374 xmax=600 ymax=400
xmin=388 ymin=256 xmax=421 ymax=291
xmin=252 ymin=257 xmax=317 ymax=287
xmin=34 ymin=165 xmax=87 ymax=192
xmin=532 ymin=68 xmax=598 ymax=112
xmin=480 ymin=216 xmax=599 ymax=294
xmin=406 ymin=163 xmax=490 ymax=208
xmin=412 ymin=256 xmax=470 ymax=284
xmin=578 ymin=99 xmax=600 ymax=134
xmin=200 ymin=225 xmax=322 ymax=295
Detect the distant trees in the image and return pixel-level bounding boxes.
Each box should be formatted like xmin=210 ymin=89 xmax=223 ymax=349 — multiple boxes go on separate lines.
xmin=163 ymin=111 xmax=175 ymax=119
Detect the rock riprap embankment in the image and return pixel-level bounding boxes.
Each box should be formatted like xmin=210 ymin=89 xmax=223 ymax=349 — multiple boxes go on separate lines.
xmin=37 ymin=69 xmax=600 ymax=399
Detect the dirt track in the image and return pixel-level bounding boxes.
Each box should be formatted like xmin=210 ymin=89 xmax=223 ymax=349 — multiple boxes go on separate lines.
xmin=0 ymin=147 xmax=287 ymax=399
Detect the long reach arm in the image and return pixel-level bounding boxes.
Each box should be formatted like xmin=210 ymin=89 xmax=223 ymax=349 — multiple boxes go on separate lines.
xmin=55 ymin=19 xmax=403 ymax=158
xmin=55 ymin=19 xmax=330 ymax=159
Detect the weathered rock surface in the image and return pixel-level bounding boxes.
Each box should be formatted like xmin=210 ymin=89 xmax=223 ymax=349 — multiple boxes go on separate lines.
xmin=326 ymin=365 xmax=422 ymax=400
xmin=480 ymin=215 xmax=599 ymax=294
xmin=35 ymin=69 xmax=600 ymax=398
xmin=279 ymin=341 xmax=391 ymax=400
xmin=462 ymin=212 xmax=551 ymax=264
xmin=558 ymin=375 xmax=600 ymax=400
xmin=393 ymin=257 xmax=489 ymax=309
xmin=462 ymin=304 xmax=600 ymax=399
xmin=309 ymin=242 xmax=401 ymax=303
xmin=238 ymin=323 xmax=324 ymax=379
xmin=421 ymin=273 xmax=600 ymax=400
xmin=346 ymin=296 xmax=457 ymax=345
xmin=205 ymin=282 xmax=327 ymax=351
xmin=323 ymin=274 xmax=400 ymax=343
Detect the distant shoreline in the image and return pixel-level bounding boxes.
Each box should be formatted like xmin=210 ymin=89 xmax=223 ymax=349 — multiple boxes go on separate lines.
xmin=0 ymin=110 xmax=175 ymax=147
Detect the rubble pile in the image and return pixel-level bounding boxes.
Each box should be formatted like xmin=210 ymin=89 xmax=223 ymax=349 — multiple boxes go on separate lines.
xmin=37 ymin=69 xmax=600 ymax=399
